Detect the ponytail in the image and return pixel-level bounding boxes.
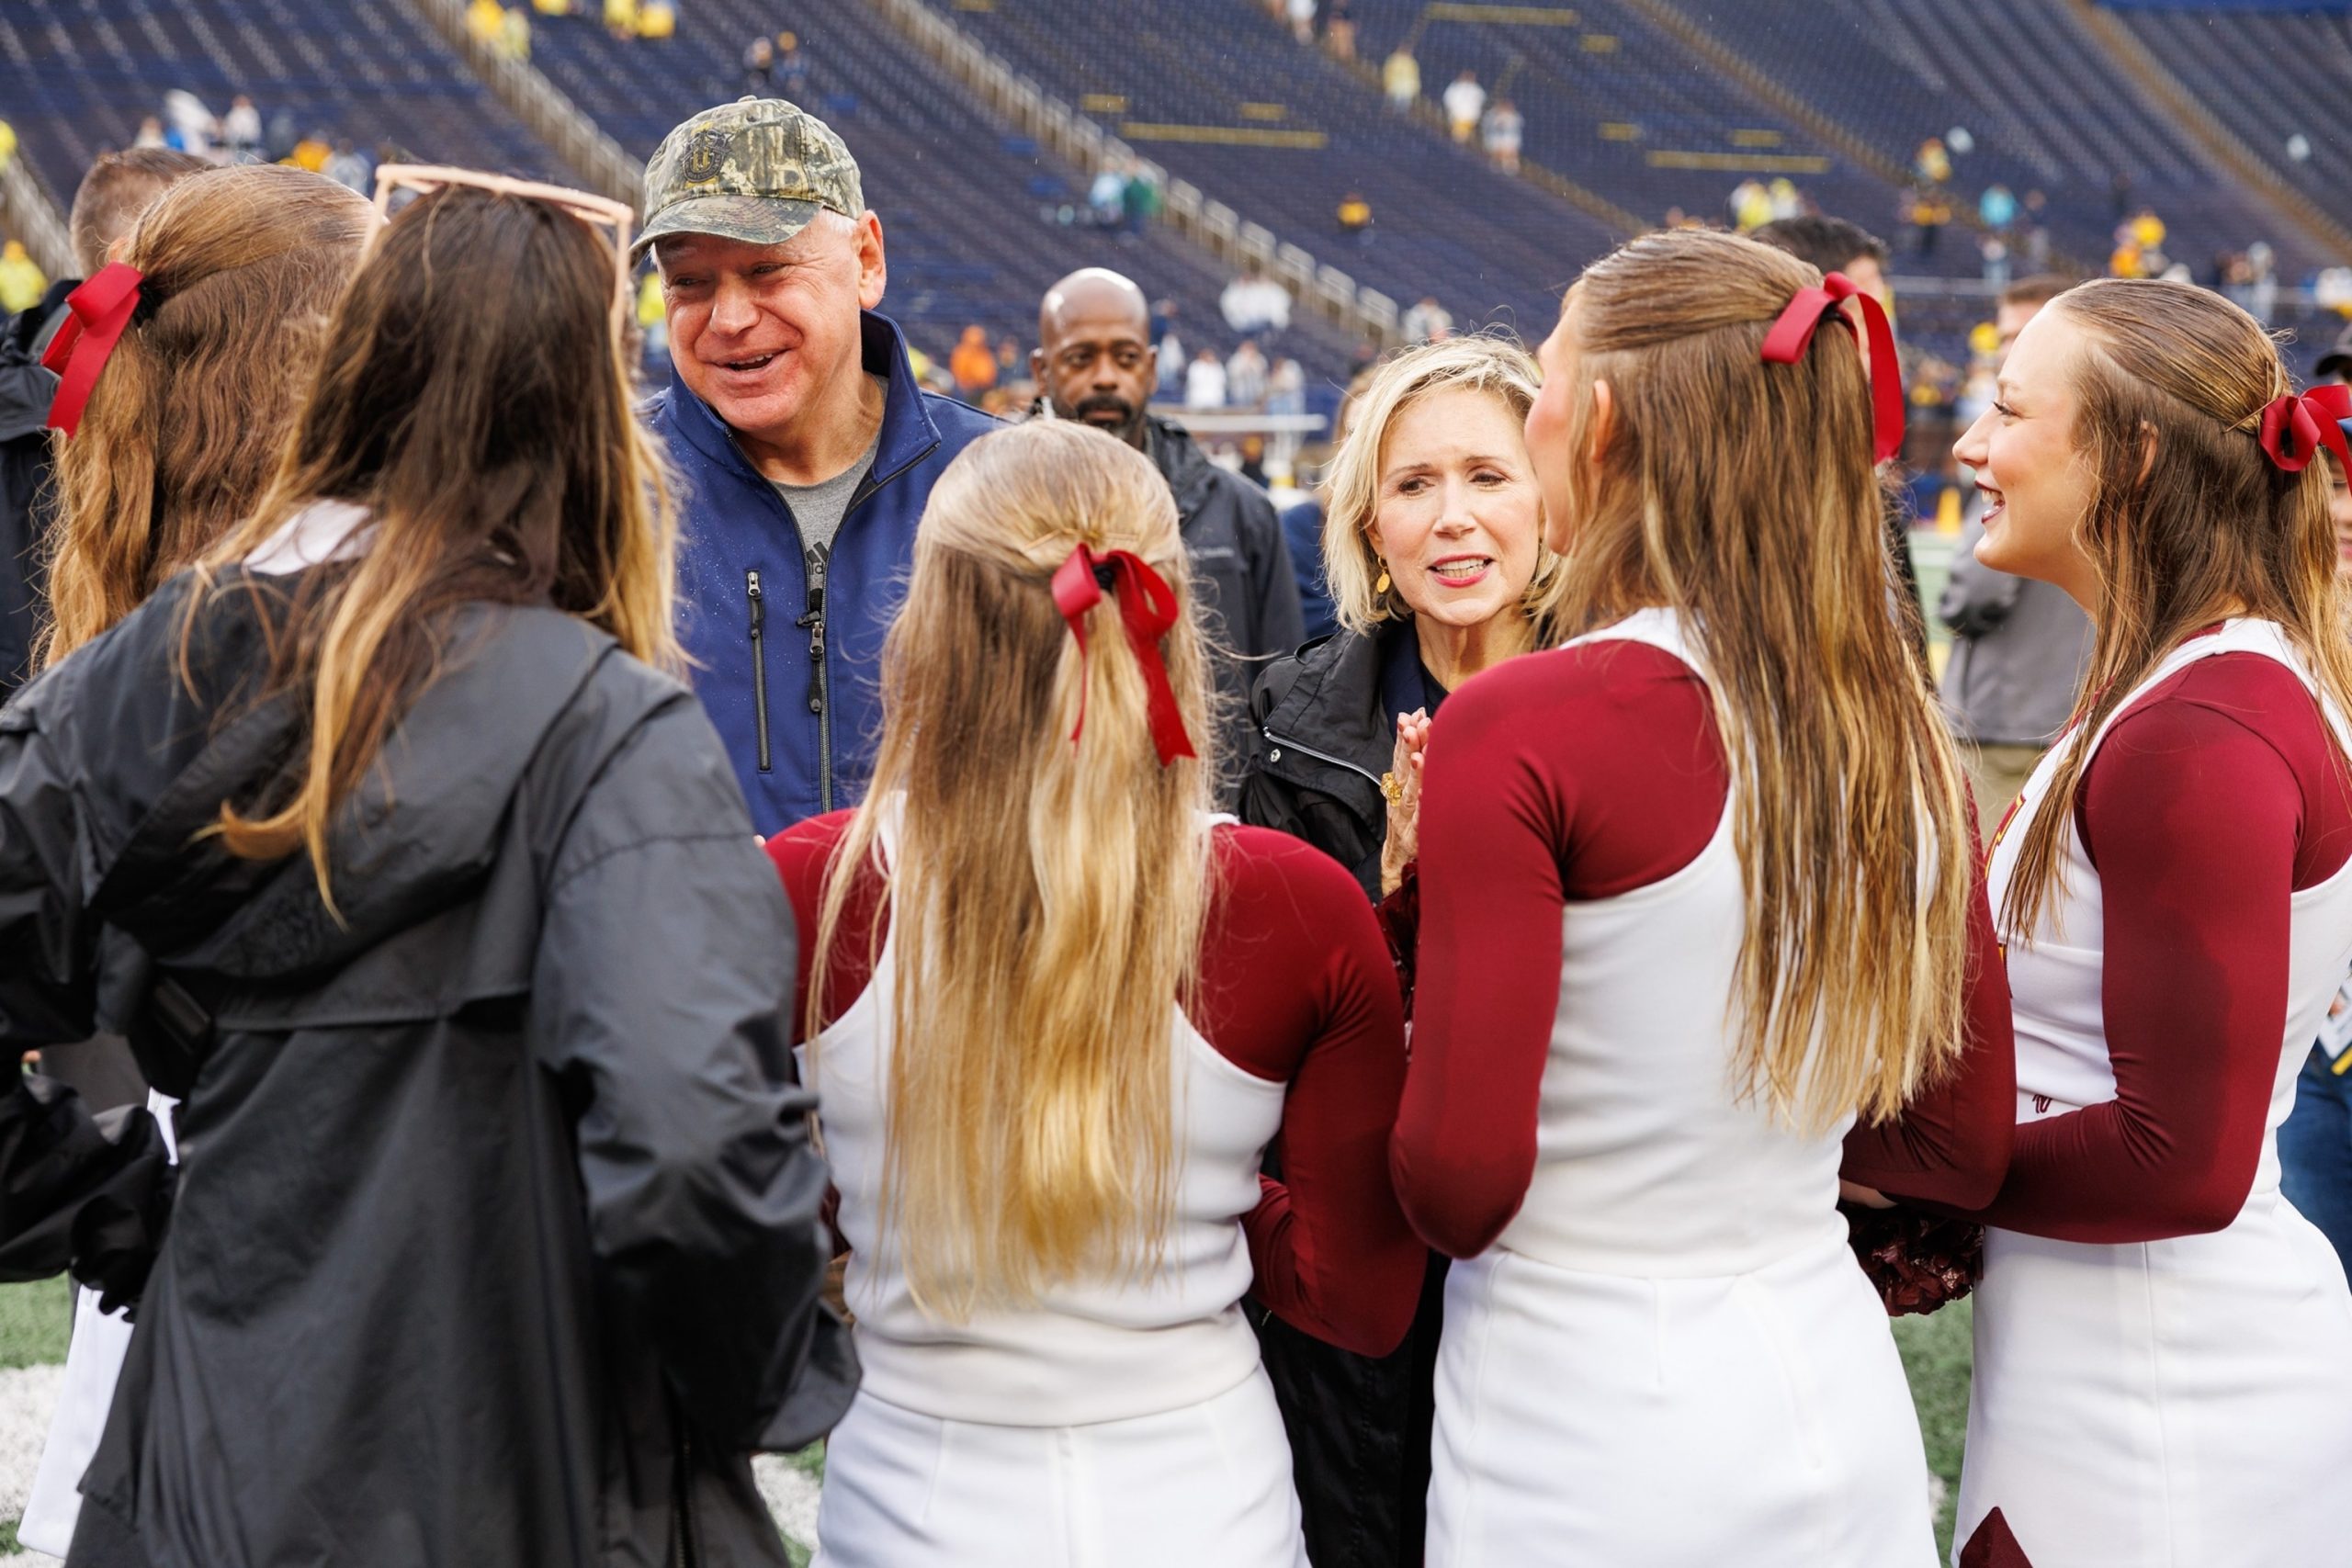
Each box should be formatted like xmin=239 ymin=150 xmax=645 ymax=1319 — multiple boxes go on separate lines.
xmin=807 ymin=421 xmax=1216 ymax=1319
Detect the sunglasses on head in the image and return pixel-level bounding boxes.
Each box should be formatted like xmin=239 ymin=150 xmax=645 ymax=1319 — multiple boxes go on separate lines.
xmin=370 ymin=164 xmax=636 ymax=333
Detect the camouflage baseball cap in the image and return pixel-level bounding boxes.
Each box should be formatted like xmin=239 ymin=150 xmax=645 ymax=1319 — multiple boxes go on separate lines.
xmin=632 ymin=97 xmax=865 ymax=260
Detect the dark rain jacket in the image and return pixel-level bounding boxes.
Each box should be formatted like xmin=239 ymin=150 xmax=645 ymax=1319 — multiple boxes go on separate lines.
xmin=646 ymin=310 xmax=999 ymax=838
xmin=0 ymin=571 xmax=854 ymax=1567
xmin=1237 ymin=619 xmax=1440 ymax=1567
xmin=1238 ymin=622 xmax=1414 ymax=901
xmin=1142 ymin=416 xmax=1303 ymax=777
xmin=0 ymin=277 xmax=69 ymax=697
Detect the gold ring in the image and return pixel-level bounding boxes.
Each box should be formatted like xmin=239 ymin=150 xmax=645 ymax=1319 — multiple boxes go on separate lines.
xmin=1379 ymin=772 xmax=1405 ymax=806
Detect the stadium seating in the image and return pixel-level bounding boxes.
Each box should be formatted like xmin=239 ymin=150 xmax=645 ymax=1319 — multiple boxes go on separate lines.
xmin=523 ymin=1 xmax=1367 ymax=389
xmin=0 ymin=0 xmax=577 ymax=209
xmin=922 ymin=0 xmax=1628 ymax=345
xmin=1340 ymin=0 xmax=1938 ymax=267
xmin=2107 ymin=5 xmax=2352 ymax=227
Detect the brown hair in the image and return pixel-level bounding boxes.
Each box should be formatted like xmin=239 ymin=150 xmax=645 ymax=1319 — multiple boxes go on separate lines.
xmin=807 ymin=419 xmax=1216 ymax=1318
xmin=42 ymin=164 xmax=373 ymax=665
xmin=1550 ymin=227 xmax=1974 ymax=1131
xmin=2001 ymin=278 xmax=2352 ymax=939
xmin=191 ymin=183 xmax=678 ymax=907
xmin=67 ymin=147 xmax=208 ymax=277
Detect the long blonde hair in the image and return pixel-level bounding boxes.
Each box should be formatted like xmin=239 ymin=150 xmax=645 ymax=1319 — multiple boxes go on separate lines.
xmin=2001 ymin=278 xmax=2352 ymax=939
xmin=808 ymin=419 xmax=1216 ymax=1319
xmin=189 ymin=184 xmax=677 ymax=909
xmin=1551 ymin=228 xmax=1974 ymax=1131
xmin=1319 ymin=334 xmax=1568 ymax=643
xmin=43 ymin=164 xmax=371 ymax=664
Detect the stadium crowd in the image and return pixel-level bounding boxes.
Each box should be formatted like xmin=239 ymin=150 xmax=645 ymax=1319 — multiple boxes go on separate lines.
xmin=4 ymin=87 xmax=2352 ymax=1568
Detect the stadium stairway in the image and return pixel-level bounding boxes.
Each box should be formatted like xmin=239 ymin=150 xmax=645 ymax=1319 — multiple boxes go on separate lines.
xmin=510 ymin=0 xmax=1367 ymax=389
xmin=0 ymin=0 xmax=580 ymax=213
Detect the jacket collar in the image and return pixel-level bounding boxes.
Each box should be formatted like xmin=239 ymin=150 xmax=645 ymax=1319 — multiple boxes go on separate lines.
xmin=663 ymin=308 xmax=943 ymax=491
xmin=1261 ymin=619 xmax=1415 ymax=784
xmin=1143 ymin=415 xmax=1215 ymax=512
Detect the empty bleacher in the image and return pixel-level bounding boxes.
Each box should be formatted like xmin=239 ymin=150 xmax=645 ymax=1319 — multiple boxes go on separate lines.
xmin=0 ymin=0 xmax=578 ymax=212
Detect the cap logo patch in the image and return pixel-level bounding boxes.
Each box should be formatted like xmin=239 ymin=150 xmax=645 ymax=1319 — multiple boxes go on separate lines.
xmin=683 ymin=129 xmax=729 ymax=185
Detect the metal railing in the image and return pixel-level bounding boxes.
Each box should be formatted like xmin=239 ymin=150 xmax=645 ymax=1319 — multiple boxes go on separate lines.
xmin=403 ymin=0 xmax=644 ymax=208
xmin=868 ymin=0 xmax=1394 ymax=346
xmin=0 ymin=152 xmax=74 ymax=280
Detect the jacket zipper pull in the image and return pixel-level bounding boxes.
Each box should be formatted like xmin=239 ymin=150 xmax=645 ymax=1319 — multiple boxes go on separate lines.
xmin=746 ymin=570 xmax=772 ymax=774
xmin=797 ymin=547 xmax=828 ymax=710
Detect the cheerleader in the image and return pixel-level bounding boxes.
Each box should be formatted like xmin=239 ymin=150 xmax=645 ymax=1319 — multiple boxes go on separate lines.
xmin=1946 ymin=278 xmax=2352 ymax=1566
xmin=767 ymin=419 xmax=1425 ymax=1568
xmin=1392 ymin=228 xmax=2017 ymax=1566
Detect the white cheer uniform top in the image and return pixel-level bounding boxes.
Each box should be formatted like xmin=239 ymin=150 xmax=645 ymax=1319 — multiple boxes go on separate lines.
xmin=796 ymin=813 xmax=1283 ymax=1428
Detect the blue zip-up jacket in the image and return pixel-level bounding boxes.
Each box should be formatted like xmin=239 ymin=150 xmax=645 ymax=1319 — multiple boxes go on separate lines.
xmin=647 ymin=310 xmax=999 ymax=837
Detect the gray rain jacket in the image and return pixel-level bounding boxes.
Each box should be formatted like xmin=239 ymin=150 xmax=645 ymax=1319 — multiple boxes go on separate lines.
xmin=0 ymin=570 xmax=853 ymax=1567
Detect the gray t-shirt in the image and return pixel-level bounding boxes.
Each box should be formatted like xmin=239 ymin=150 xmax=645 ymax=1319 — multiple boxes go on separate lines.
xmin=771 ymin=384 xmax=885 ymax=555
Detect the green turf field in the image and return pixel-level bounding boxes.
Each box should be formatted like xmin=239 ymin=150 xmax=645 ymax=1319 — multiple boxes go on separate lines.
xmin=0 ymin=1278 xmax=1971 ymax=1559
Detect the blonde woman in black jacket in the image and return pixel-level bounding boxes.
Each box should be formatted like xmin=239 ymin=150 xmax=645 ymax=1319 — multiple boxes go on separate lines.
xmin=1235 ymin=334 xmax=1565 ymax=1568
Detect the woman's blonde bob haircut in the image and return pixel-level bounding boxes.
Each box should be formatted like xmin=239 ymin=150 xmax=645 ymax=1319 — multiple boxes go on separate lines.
xmin=808 ymin=418 xmax=1217 ymax=1320
xmin=1320 ymin=333 xmax=1566 ymax=640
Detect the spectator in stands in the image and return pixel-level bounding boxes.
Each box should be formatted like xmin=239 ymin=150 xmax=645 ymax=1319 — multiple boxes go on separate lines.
xmin=1937 ymin=274 xmax=2090 ymax=821
xmin=1287 ymin=0 xmax=1317 ymax=45
xmin=1400 ymin=295 xmax=1453 ymax=344
xmin=501 ymin=5 xmax=532 ymax=62
xmin=1338 ymin=190 xmax=1374 ymax=243
xmin=265 ymin=107 xmax=299 ymax=163
xmin=1383 ymin=41 xmax=1421 ymax=112
xmin=221 ymin=95 xmax=262 ymax=162
xmin=133 ymin=117 xmax=167 ymax=151
xmin=1728 ymin=177 xmax=1773 ymax=232
xmin=1912 ymin=136 xmax=1951 ymax=186
xmin=1185 ymin=345 xmax=1227 ymax=411
xmin=743 ymin=34 xmax=775 ymax=94
xmin=1031 ymin=266 xmax=1303 ymax=776
xmin=1442 ymin=71 xmax=1486 ymax=144
xmin=291 ymin=130 xmax=332 ymax=174
xmin=1751 ymin=214 xmax=1923 ymax=658
xmin=1324 ymin=0 xmax=1356 ymax=60
xmin=1153 ymin=297 xmax=1185 ymax=395
xmin=1768 ymin=177 xmax=1805 ymax=221
xmin=468 ymin=0 xmax=507 ymax=49
xmin=639 ymin=98 xmax=996 ymax=834
xmin=1480 ymin=98 xmax=1523 ymax=175
xmin=778 ymin=33 xmax=810 ymax=101
xmin=1267 ymin=353 xmax=1307 ymax=474
xmin=0 ymin=243 xmax=44 ymax=315
xmin=1121 ymin=162 xmax=1162 ymax=234
xmin=1221 ymin=268 xmax=1292 ymax=336
xmin=950 ymin=323 xmax=998 ymax=400
xmin=323 ymin=139 xmax=373 ymax=194
xmin=0 ymin=148 xmax=205 ymax=706
xmin=1089 ymin=161 xmax=1130 ymax=228
xmin=1980 ymin=183 xmax=2018 ymax=232
xmin=1227 ymin=337 xmax=1269 ymax=409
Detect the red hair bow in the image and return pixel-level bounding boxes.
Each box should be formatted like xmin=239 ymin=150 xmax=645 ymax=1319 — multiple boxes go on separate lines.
xmin=1050 ymin=541 xmax=1195 ymax=767
xmin=1758 ymin=270 xmax=1906 ymax=464
xmin=2257 ymin=385 xmax=2352 ymax=475
xmin=40 ymin=262 xmax=145 ymax=437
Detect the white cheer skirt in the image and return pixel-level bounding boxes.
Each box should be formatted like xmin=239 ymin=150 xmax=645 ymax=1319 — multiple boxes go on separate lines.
xmin=811 ymin=1368 xmax=1307 ymax=1568
xmin=1956 ymin=1190 xmax=2352 ymax=1567
xmin=1429 ymin=1232 xmax=1939 ymax=1567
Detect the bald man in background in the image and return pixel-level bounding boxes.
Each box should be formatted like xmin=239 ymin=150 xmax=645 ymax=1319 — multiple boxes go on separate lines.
xmin=1033 ymin=269 xmax=1302 ymax=785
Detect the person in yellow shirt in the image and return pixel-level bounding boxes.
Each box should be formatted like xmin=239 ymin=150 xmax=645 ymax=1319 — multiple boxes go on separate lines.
xmin=290 ymin=133 xmax=331 ymax=173
xmin=466 ymin=0 xmax=504 ymax=46
xmin=0 ymin=240 xmax=45 ymax=314
xmin=0 ymin=120 xmax=17 ymax=171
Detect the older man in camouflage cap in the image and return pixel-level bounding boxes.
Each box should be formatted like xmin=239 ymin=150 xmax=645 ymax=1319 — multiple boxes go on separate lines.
xmin=639 ymin=97 xmax=995 ymax=835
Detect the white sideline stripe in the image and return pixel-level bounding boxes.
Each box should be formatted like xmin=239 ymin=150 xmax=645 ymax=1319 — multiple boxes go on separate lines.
xmin=0 ymin=1360 xmax=820 ymax=1556
xmin=0 ymin=1362 xmax=65 ymax=1560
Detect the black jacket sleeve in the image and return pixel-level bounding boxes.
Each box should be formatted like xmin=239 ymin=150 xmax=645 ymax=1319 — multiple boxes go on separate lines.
xmin=0 ymin=1074 xmax=172 ymax=1311
xmin=0 ymin=682 xmax=102 ymax=1047
xmin=531 ymin=698 xmax=855 ymax=1450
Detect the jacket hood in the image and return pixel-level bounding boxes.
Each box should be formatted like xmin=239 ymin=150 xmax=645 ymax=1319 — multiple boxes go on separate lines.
xmin=39 ymin=573 xmax=638 ymax=985
xmin=653 ymin=308 xmax=944 ymax=492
